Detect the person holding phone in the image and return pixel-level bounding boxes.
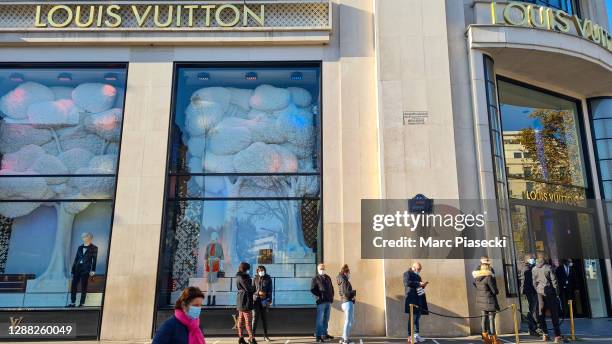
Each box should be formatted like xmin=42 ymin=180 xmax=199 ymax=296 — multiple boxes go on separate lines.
xmin=337 ymin=264 xmax=356 ymax=344
xmin=253 ymin=265 xmax=272 ymax=342
xmin=403 ymin=262 xmax=428 ymax=343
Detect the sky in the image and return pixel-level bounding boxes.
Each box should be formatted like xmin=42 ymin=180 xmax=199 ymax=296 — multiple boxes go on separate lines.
xmin=608 ymin=0 xmax=612 ymax=29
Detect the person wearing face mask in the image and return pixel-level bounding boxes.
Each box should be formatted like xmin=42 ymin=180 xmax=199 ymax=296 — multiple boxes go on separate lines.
xmin=311 ymin=263 xmax=335 ymax=342
xmin=518 ymin=253 xmax=540 ymax=337
xmin=252 ymin=265 xmax=273 ymax=342
xmin=472 ymin=256 xmax=500 ymax=344
xmin=555 ymin=258 xmax=577 ymax=317
xmin=337 ymin=264 xmax=356 ymax=344
xmin=403 ymin=262 xmax=428 ymax=343
xmin=532 ymin=254 xmax=562 ymax=343
xmin=153 ymin=286 xmax=206 ymax=344
xmin=236 ymin=262 xmax=256 ymax=344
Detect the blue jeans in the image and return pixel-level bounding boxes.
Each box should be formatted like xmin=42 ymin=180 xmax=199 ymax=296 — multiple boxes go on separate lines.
xmin=407 ymin=307 xmax=421 ymax=336
xmin=341 ymin=301 xmax=354 ymax=340
xmin=316 ymin=302 xmax=331 ymax=337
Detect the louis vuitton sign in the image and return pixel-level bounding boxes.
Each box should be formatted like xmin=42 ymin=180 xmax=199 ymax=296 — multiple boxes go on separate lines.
xmin=0 ymin=1 xmax=331 ymax=32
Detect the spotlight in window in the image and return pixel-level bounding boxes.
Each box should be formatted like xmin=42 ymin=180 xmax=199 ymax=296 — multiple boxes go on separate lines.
xmin=57 ymin=73 xmax=72 ymax=82
xmin=104 ymin=72 xmax=118 ymax=81
xmin=9 ymin=73 xmax=24 ymax=82
xmin=245 ymin=72 xmax=258 ymax=81
xmin=197 ymin=72 xmax=211 ymax=81
xmin=290 ymin=72 xmax=303 ymax=81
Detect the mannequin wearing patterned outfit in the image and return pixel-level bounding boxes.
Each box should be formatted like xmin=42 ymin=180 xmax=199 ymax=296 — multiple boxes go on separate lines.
xmin=205 ymin=231 xmax=224 ymax=306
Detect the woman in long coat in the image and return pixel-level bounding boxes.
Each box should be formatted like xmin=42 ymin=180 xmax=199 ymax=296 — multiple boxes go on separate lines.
xmin=403 ymin=262 xmax=428 ymax=343
xmin=472 ymin=257 xmax=500 ymax=344
xmin=236 ymin=262 xmax=256 ymax=344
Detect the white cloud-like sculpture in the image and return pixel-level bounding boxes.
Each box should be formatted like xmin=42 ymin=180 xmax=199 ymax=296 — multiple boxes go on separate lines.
xmin=27 ymin=99 xmax=79 ymax=127
xmin=84 ymin=108 xmax=122 ymax=142
xmin=0 ymin=82 xmax=55 ymax=120
xmin=192 ymin=87 xmax=231 ymax=112
xmin=29 ymin=154 xmax=69 ymax=185
xmin=249 ymin=85 xmax=291 ymax=112
xmin=227 ymin=87 xmax=253 ymax=112
xmin=203 ymin=151 xmax=235 ymax=173
xmin=185 ymin=101 xmax=224 ymax=137
xmin=275 ymin=104 xmax=315 ymax=149
xmin=248 ymin=111 xmax=285 ymax=144
xmin=187 ymin=136 xmax=206 ymax=158
xmin=1 ymin=144 xmax=46 ymax=172
xmin=58 ymin=148 xmax=94 ymax=172
xmin=0 ymin=123 xmax=53 ymax=154
xmin=287 ymin=87 xmax=313 ymax=108
xmin=72 ymin=83 xmax=117 ymax=113
xmin=50 ymin=87 xmax=74 ymax=101
xmin=208 ymin=119 xmax=253 ymax=155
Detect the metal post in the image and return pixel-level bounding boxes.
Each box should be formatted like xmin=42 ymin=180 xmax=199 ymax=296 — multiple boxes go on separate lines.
xmin=512 ymin=304 xmax=520 ymax=344
xmin=569 ymin=299 xmax=576 ymax=341
xmin=410 ymin=304 xmax=415 ymax=344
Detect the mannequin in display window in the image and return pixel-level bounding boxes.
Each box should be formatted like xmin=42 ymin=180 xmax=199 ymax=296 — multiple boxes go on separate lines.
xmin=205 ymin=231 xmax=224 ymax=306
xmin=68 ymin=232 xmax=98 ymax=307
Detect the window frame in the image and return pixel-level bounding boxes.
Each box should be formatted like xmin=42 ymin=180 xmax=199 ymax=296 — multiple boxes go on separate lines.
xmin=0 ymin=62 xmax=129 ymax=341
xmin=153 ymin=61 xmax=324 ymax=329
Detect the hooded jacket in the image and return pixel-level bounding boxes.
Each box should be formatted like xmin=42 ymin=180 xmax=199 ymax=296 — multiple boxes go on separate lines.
xmin=336 ymin=273 xmax=356 ymax=303
xmin=532 ymin=260 xmax=559 ymax=296
xmin=472 ymin=267 xmax=500 ymax=312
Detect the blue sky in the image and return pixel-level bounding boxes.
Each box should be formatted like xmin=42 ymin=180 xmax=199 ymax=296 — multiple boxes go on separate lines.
xmin=608 ymin=0 xmax=612 ymax=29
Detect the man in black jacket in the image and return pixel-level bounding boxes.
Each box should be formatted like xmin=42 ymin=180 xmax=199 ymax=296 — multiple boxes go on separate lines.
xmin=253 ymin=265 xmax=273 ymax=342
xmin=555 ymin=259 xmax=577 ymax=317
xmin=518 ymin=253 xmax=540 ymax=336
xmin=69 ymin=232 xmax=98 ymax=307
xmin=311 ymin=263 xmax=334 ymax=342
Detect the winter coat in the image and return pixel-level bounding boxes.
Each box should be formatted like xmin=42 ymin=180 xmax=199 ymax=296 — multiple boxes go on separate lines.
xmin=403 ymin=269 xmax=428 ymax=314
xmin=518 ymin=262 xmax=537 ymax=295
xmin=152 ymin=315 xmax=189 ymax=344
xmin=311 ymin=274 xmax=334 ymax=304
xmin=532 ymin=261 xmax=559 ymax=296
xmin=472 ymin=268 xmax=500 ymax=312
xmin=254 ymin=274 xmax=273 ymax=305
xmin=336 ymin=273 xmax=356 ymax=303
xmin=236 ymin=272 xmax=255 ymax=311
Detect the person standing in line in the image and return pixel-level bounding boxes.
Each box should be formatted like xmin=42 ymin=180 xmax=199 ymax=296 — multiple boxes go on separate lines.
xmin=532 ymin=254 xmax=562 ymax=343
xmin=403 ymin=262 xmax=428 ymax=344
xmin=153 ymin=286 xmax=206 ymax=344
xmin=311 ymin=263 xmax=335 ymax=342
xmin=236 ymin=262 xmax=256 ymax=344
xmin=472 ymin=256 xmax=500 ymax=344
xmin=337 ymin=264 xmax=356 ymax=344
xmin=253 ymin=265 xmax=273 ymax=342
xmin=555 ymin=258 xmax=577 ymax=317
xmin=518 ymin=253 xmax=540 ymax=336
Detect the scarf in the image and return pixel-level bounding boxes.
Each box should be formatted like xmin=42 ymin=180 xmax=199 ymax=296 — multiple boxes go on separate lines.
xmin=175 ymin=309 xmax=206 ymax=344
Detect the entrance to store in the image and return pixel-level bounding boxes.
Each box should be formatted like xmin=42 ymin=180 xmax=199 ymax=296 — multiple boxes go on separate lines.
xmin=511 ymin=203 xmax=599 ymax=318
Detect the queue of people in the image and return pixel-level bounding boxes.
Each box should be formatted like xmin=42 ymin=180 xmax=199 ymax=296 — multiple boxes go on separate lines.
xmin=153 ymin=258 xmax=572 ymax=344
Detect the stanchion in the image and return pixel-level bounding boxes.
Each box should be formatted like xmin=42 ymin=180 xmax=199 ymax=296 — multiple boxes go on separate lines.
xmin=410 ymin=304 xmax=415 ymax=344
xmin=569 ymin=299 xmax=576 ymax=341
xmin=511 ymin=303 xmax=520 ymax=344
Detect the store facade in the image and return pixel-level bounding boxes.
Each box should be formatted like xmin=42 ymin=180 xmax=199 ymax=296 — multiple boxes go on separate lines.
xmin=0 ymin=0 xmax=610 ymax=341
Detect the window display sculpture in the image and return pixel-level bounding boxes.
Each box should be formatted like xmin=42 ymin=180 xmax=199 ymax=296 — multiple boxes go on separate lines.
xmin=0 ymin=81 xmax=122 ymax=293
xmin=181 ymin=84 xmax=319 ymax=269
xmin=204 ymin=230 xmax=224 ymax=306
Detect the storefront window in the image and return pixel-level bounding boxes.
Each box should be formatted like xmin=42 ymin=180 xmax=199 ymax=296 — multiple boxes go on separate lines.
xmin=156 ymin=64 xmax=321 ymax=314
xmin=0 ymin=65 xmax=127 ymax=338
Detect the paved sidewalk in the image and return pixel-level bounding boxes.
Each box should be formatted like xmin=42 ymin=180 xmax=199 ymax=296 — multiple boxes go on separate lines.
xmin=4 ymin=318 xmax=611 ymax=344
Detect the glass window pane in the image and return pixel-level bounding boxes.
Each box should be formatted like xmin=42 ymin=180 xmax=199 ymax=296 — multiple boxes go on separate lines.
xmin=158 ymin=64 xmax=322 ymax=317
xmin=0 ymin=66 xmax=126 ymax=319
xmin=596 ymin=139 xmax=612 ymax=159
xmin=593 ymin=119 xmax=612 ymax=139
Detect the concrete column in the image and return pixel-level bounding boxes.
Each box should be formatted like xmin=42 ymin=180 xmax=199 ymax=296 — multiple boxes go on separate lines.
xmin=375 ymin=0 xmax=472 ymax=337
xmin=100 ymin=48 xmax=175 ymax=341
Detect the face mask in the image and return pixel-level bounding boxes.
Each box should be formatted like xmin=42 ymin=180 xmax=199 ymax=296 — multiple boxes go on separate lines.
xmin=187 ymin=306 xmax=201 ymax=320
xmin=528 ymin=258 xmax=536 ymax=265
xmin=246 ymin=270 xmax=250 ymax=274
xmin=568 ymin=262 xmax=574 ymax=267
xmin=414 ymin=270 xmax=420 ymax=275
xmin=258 ymin=271 xmax=265 ymax=277
xmin=318 ymin=269 xmax=325 ymax=275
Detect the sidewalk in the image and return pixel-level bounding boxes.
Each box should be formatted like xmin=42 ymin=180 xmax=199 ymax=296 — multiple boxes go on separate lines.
xmin=4 ymin=318 xmax=612 ymax=344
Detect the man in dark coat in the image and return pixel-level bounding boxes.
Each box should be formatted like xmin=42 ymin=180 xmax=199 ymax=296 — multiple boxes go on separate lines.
xmin=253 ymin=265 xmax=273 ymax=341
xmin=555 ymin=259 xmax=578 ymax=317
xmin=532 ymin=255 xmax=562 ymax=343
xmin=69 ymin=232 xmax=98 ymax=307
xmin=311 ymin=263 xmax=334 ymax=342
xmin=403 ymin=262 xmax=428 ymax=343
xmin=518 ymin=253 xmax=540 ymax=336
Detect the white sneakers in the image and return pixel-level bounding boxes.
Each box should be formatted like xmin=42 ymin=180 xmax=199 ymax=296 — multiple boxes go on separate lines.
xmin=414 ymin=334 xmax=425 ymax=343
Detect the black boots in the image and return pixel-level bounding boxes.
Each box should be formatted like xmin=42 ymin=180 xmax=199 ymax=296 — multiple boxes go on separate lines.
xmin=207 ymin=295 xmax=211 ymax=306
xmin=212 ymin=295 xmax=216 ymax=305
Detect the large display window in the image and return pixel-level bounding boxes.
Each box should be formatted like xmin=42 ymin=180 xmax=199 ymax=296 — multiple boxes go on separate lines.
xmin=0 ymin=64 xmax=127 ymax=338
xmin=156 ymin=63 xmax=322 ymax=325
